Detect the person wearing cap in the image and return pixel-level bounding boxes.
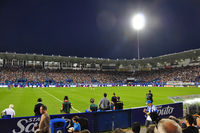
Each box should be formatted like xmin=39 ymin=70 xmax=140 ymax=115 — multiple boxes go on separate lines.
xmin=1 ymin=104 xmax=15 ymax=118
xmin=143 ymin=100 xmax=157 ymax=128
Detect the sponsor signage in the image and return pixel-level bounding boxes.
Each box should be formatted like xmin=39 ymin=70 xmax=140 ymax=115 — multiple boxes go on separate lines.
xmin=0 ymin=103 xmax=183 ymax=133
xmin=131 ymin=102 xmax=183 ymax=125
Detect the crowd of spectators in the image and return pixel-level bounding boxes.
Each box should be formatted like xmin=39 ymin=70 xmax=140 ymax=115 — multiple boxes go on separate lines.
xmin=133 ymin=65 xmax=200 ymax=83
xmin=114 ymin=113 xmax=200 ymax=133
xmin=0 ymin=67 xmax=132 ymax=83
xmin=0 ymin=65 xmax=199 ymax=84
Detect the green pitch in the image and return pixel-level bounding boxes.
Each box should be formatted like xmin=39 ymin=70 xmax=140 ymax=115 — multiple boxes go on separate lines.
xmin=0 ymin=86 xmax=199 ymax=117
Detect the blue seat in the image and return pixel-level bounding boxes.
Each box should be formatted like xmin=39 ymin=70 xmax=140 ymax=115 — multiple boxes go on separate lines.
xmin=2 ymin=115 xmax=11 ymax=119
xmin=50 ymin=118 xmax=67 ymax=133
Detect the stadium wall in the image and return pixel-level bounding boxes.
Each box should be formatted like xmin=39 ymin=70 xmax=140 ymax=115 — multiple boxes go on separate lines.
xmin=0 ymin=102 xmax=183 ymax=133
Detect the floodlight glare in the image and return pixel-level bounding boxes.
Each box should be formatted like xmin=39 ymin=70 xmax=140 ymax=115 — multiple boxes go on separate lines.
xmin=131 ymin=13 xmax=145 ymax=30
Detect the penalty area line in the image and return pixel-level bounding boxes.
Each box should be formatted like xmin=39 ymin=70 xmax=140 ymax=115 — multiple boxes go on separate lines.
xmin=40 ymin=88 xmax=81 ymax=113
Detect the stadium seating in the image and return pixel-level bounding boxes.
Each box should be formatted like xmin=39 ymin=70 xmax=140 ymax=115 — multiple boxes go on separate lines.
xmin=0 ymin=67 xmax=131 ymax=83
xmin=0 ymin=65 xmax=199 ymax=84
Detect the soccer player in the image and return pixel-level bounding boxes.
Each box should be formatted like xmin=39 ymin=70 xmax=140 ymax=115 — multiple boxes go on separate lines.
xmin=61 ymin=96 xmax=72 ymax=114
xmin=1 ymin=104 xmax=15 ymax=118
xmin=34 ymin=98 xmax=43 ymax=116
xmin=143 ymin=100 xmax=157 ymax=128
xmin=90 ymin=85 xmax=95 ymax=90
xmin=146 ymin=90 xmax=153 ymax=103
xmin=8 ymin=83 xmax=11 ymax=90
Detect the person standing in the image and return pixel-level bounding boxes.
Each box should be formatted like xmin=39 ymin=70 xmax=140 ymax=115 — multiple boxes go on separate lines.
xmin=35 ymin=105 xmax=51 ymax=133
xmin=146 ymin=90 xmax=153 ymax=103
xmin=99 ymin=93 xmax=110 ymax=110
xmin=1 ymin=104 xmax=15 ymax=118
xmin=34 ymin=98 xmax=43 ymax=116
xmin=143 ymin=100 xmax=157 ymax=128
xmin=60 ymin=96 xmax=72 ymax=114
xmin=114 ymin=96 xmax=123 ymax=110
xmin=8 ymin=83 xmax=11 ymax=90
xmin=111 ymin=93 xmax=117 ymax=110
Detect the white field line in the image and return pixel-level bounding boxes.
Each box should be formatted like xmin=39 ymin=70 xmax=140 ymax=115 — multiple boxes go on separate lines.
xmin=40 ymin=88 xmax=81 ymax=113
xmin=168 ymin=97 xmax=177 ymax=103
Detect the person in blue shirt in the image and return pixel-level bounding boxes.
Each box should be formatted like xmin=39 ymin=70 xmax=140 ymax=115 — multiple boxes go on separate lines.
xmin=69 ymin=116 xmax=81 ymax=133
xmin=143 ymin=100 xmax=157 ymax=128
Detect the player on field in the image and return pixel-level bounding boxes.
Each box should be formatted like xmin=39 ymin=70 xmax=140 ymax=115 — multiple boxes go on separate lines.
xmin=146 ymin=90 xmax=153 ymax=103
xmin=8 ymin=83 xmax=11 ymax=90
xmin=61 ymin=96 xmax=72 ymax=114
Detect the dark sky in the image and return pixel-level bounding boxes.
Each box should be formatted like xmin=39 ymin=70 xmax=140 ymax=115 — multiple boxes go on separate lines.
xmin=0 ymin=0 xmax=200 ymax=59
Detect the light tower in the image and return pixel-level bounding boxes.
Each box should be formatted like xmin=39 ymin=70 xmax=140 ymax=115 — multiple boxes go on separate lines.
xmin=131 ymin=13 xmax=145 ymax=59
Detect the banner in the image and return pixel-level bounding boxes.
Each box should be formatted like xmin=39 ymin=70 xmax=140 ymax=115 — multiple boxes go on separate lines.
xmin=0 ymin=103 xmax=183 ymax=133
xmin=0 ymin=113 xmax=95 ymax=133
xmin=131 ymin=102 xmax=183 ymax=125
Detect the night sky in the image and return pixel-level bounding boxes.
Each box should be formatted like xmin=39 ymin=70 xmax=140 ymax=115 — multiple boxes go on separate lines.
xmin=0 ymin=0 xmax=200 ymax=59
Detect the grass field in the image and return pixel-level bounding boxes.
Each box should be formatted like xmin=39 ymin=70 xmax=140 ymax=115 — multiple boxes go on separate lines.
xmin=0 ymin=86 xmax=199 ymax=117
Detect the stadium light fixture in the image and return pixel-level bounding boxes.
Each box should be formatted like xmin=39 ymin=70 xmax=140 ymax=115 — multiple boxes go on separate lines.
xmin=131 ymin=13 xmax=145 ymax=30
xmin=131 ymin=13 xmax=145 ymax=60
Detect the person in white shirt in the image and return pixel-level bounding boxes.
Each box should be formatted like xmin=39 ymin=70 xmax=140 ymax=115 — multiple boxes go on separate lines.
xmin=1 ymin=104 xmax=15 ymax=118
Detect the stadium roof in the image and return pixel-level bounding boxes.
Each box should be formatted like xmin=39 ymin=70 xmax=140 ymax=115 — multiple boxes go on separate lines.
xmin=0 ymin=48 xmax=200 ymax=67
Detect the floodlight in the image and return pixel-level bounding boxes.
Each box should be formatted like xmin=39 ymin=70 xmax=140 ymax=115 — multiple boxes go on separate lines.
xmin=131 ymin=13 xmax=145 ymax=30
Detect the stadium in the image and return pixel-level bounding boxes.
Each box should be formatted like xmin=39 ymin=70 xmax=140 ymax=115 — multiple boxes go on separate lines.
xmin=0 ymin=0 xmax=200 ymax=133
xmin=0 ymin=49 xmax=200 ymax=132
